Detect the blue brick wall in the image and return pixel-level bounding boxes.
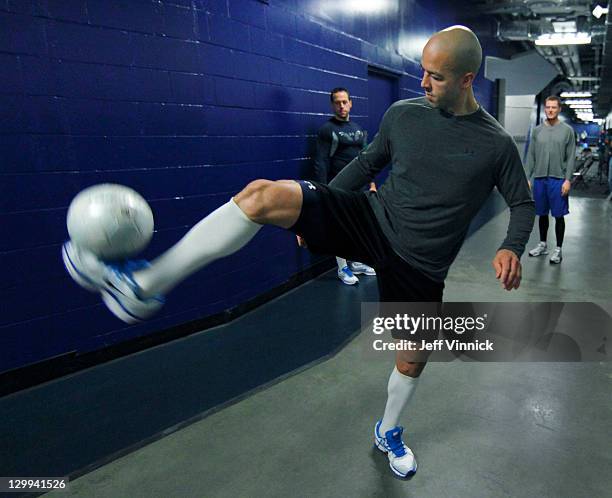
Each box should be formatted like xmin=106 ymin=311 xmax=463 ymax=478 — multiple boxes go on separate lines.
xmin=0 ymin=0 xmax=501 ymax=374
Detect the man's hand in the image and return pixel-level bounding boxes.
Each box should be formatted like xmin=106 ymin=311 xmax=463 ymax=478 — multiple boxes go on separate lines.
xmin=492 ymin=249 xmax=522 ymax=291
xmin=561 ymin=179 xmax=571 ymax=197
xmin=369 ymin=182 xmax=377 ymax=192
xmin=296 ymin=235 xmax=307 ymax=248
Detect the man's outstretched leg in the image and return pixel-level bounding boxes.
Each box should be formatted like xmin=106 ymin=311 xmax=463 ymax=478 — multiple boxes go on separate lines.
xmin=372 ymin=258 xmax=443 ymax=478
xmin=63 ymin=180 xmax=304 ymax=323
xmin=374 ymin=357 xmax=424 ymax=477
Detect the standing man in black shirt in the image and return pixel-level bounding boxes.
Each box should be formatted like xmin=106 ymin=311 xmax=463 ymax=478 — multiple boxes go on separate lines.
xmin=314 ymin=87 xmax=377 ymax=285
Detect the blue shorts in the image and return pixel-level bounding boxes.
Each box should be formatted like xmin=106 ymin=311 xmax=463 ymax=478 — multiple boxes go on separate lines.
xmin=533 ymin=177 xmax=569 ymax=217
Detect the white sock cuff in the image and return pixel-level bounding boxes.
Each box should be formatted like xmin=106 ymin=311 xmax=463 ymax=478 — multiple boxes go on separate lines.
xmin=393 ymin=366 xmax=420 ymax=384
xmin=229 ymin=197 xmax=263 ymax=227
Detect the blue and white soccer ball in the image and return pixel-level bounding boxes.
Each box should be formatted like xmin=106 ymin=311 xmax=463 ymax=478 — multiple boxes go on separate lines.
xmin=66 ymin=183 xmax=154 ymax=260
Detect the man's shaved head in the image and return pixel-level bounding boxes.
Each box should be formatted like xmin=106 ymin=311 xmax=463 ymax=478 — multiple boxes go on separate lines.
xmin=426 ymin=26 xmax=482 ymax=77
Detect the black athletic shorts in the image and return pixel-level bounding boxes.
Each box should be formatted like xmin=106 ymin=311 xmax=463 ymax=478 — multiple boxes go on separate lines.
xmin=289 ymin=180 xmax=444 ymax=302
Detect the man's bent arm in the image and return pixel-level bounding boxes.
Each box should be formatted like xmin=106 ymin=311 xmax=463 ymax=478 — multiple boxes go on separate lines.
xmin=313 ymin=128 xmax=332 ymax=184
xmin=524 ymin=130 xmax=536 ymax=181
xmin=563 ymin=130 xmax=577 ymax=181
xmin=496 ymin=138 xmax=536 ymax=256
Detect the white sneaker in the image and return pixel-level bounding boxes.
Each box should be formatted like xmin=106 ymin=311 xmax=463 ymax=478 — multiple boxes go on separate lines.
xmin=350 ymin=262 xmax=376 ymax=276
xmin=528 ymin=242 xmax=548 ymax=257
xmin=374 ymin=421 xmax=417 ymax=477
xmin=549 ymin=247 xmax=562 ymax=264
xmin=62 ymin=241 xmax=165 ymax=323
xmin=337 ymin=265 xmax=358 ymax=285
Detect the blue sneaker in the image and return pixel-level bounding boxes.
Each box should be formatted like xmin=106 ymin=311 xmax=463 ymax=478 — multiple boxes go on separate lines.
xmin=350 ymin=262 xmax=376 ymax=276
xmin=337 ymin=265 xmax=358 ymax=285
xmin=62 ymin=241 xmax=165 ymax=324
xmin=374 ymin=420 xmax=417 ymax=477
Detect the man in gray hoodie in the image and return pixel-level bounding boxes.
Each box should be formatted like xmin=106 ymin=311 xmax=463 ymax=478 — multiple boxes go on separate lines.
xmin=63 ymin=26 xmax=535 ymax=478
xmin=525 ymin=95 xmax=576 ymax=264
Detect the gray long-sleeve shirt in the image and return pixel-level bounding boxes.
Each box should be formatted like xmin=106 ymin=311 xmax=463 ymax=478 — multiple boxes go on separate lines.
xmin=525 ymin=121 xmax=576 ymax=180
xmin=329 ymin=97 xmax=535 ymax=282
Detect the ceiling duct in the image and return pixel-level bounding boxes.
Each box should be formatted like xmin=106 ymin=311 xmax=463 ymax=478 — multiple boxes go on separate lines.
xmin=496 ymin=20 xmax=541 ymax=41
xmin=473 ymin=0 xmax=593 ymax=17
xmin=525 ymin=0 xmax=590 ymax=16
xmin=496 ymin=20 xmax=584 ymax=78
xmin=465 ymin=0 xmax=609 ymax=116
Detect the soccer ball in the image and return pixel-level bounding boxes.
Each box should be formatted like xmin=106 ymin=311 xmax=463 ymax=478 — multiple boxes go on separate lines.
xmin=66 ymin=183 xmax=154 ymax=260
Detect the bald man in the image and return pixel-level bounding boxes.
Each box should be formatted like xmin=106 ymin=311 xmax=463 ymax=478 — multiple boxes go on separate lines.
xmin=64 ymin=26 xmax=535 ymax=478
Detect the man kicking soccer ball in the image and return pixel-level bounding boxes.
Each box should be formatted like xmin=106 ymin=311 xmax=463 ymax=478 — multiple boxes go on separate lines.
xmin=63 ymin=26 xmax=534 ymax=478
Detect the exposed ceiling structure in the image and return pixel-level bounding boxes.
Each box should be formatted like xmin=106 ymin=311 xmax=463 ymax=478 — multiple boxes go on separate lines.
xmin=464 ymin=0 xmax=611 ymax=121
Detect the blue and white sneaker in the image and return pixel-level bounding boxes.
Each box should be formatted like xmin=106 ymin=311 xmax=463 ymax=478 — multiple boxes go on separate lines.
xmin=374 ymin=420 xmax=417 ymax=477
xmin=62 ymin=241 xmax=165 ymax=324
xmin=337 ymin=265 xmax=358 ymax=285
xmin=350 ymin=262 xmax=376 ymax=276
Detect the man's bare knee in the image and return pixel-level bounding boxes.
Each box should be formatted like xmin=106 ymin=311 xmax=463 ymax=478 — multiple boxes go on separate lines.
xmin=234 ymin=180 xmax=272 ymax=221
xmin=234 ymin=179 xmax=301 ymax=226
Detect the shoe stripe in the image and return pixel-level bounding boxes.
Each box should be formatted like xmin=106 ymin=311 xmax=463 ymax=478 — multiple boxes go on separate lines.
xmin=64 ymin=244 xmax=97 ymax=288
xmin=104 ymin=279 xmax=144 ymax=322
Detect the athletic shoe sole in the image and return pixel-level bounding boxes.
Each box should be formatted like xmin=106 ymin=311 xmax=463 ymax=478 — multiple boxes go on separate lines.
xmin=101 ymin=289 xmax=143 ymax=324
xmin=351 ymin=269 xmax=376 ymax=276
xmin=528 ymin=251 xmax=548 ymax=257
xmin=62 ymin=243 xmax=98 ymax=292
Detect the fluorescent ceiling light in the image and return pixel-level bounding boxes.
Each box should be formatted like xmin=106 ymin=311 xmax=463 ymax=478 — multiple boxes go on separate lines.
xmin=560 ymin=91 xmax=592 ymax=98
xmin=564 ymin=99 xmax=592 ymax=105
xmin=347 ymin=0 xmax=392 ymax=13
xmin=593 ymin=5 xmax=608 ymax=19
xmin=535 ymin=33 xmax=591 ymax=46
xmin=317 ymin=0 xmax=394 ymax=16
xmin=552 ymin=21 xmax=577 ymax=33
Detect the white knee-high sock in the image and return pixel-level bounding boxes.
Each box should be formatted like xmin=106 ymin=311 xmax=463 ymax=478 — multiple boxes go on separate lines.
xmin=134 ymin=199 xmax=262 ymax=297
xmin=379 ymin=366 xmax=420 ymax=435
xmin=336 ymin=257 xmax=347 ymax=270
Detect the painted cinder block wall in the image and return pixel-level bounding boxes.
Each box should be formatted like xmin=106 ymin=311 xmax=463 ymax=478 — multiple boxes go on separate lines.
xmin=0 ymin=0 xmax=499 ymax=374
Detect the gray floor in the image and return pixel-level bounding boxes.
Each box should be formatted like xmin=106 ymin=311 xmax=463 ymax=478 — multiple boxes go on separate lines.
xmin=52 ymin=197 xmax=612 ymax=498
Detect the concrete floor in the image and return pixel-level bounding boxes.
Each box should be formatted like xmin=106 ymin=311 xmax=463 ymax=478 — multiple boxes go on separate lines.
xmin=51 ymin=197 xmax=612 ymax=498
